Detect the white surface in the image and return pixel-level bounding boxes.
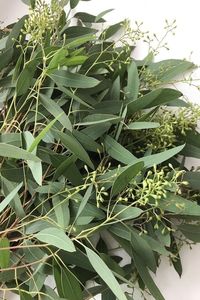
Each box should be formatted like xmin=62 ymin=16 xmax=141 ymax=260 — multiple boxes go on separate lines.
xmin=1 ymin=1 xmax=200 ymax=299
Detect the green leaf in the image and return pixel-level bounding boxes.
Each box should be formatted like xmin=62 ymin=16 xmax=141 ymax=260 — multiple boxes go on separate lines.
xmin=74 ymin=12 xmax=104 ymax=23
xmin=70 ymin=0 xmax=80 ymax=8
xmin=0 ymin=48 xmax=13 ymax=72
xmin=177 ymin=224 xmax=200 ymax=242
xmin=28 ymin=115 xmax=62 ymax=153
xmin=20 ymin=291 xmax=32 ymax=300
xmin=141 ymin=144 xmax=185 ymax=168
xmin=104 ymin=135 xmax=137 ymax=165
xmin=29 ymin=271 xmax=46 ymax=296
xmin=40 ymin=93 xmax=72 ymax=131
xmin=47 ymin=48 xmax=68 ymax=71
xmin=131 ymin=231 xmax=157 ymax=273
xmin=77 ymin=114 xmax=122 ymax=126
xmin=109 ymin=223 xmax=169 ymax=256
xmin=24 ymin=131 xmax=43 ymax=186
xmin=52 ymin=195 xmax=70 ymax=229
xmin=147 ymin=59 xmax=195 ymax=82
xmin=54 ymin=264 xmax=83 ymax=300
xmin=62 ymin=26 xmax=97 ymax=38
xmin=0 ymin=237 xmax=10 ymax=268
xmin=100 ymin=22 xmax=123 ymax=40
xmin=111 ymin=162 xmax=144 ymax=196
xmin=127 ymin=88 xmax=182 ymax=115
xmin=0 ymin=182 xmax=23 ymax=213
xmin=1 ymin=177 xmax=25 ymax=218
xmin=134 ymin=254 xmax=165 ymax=300
xmin=110 ymin=76 xmax=120 ymax=101
xmin=49 ymin=70 xmax=100 ymax=89
xmin=75 ymin=185 xmax=93 ymax=222
xmin=6 ymin=15 xmax=27 ymax=48
xmin=57 ymin=86 xmax=92 ymax=108
xmin=95 ymin=9 xmax=114 ymax=22
xmin=54 ymin=130 xmax=94 ymax=169
xmin=125 ymin=61 xmax=139 ymax=101
xmin=159 ymin=192 xmax=200 ymax=216
xmin=0 ymin=132 xmax=22 ymax=147
xmin=183 ymin=131 xmax=200 ymax=158
xmin=85 ymin=247 xmax=127 ymax=300
xmin=16 ymin=59 xmax=39 ymax=96
xmin=183 ymin=172 xmax=200 ymax=190
xmin=102 ymin=289 xmax=116 ymax=300
xmin=73 ymin=130 xmax=102 ymax=153
xmin=21 ymin=0 xmax=36 ymax=8
xmin=35 ymin=227 xmax=76 ymax=252
xmin=127 ymin=122 xmax=160 ymax=130
xmin=66 ymin=34 xmax=96 ymax=49
xmin=0 ymin=143 xmax=41 ymax=162
xmin=113 ymin=205 xmax=143 ymax=221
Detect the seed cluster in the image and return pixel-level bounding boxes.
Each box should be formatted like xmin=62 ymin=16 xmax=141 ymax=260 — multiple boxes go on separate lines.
xmin=22 ymin=0 xmax=63 ymax=44
xmin=125 ymin=165 xmax=184 ymax=207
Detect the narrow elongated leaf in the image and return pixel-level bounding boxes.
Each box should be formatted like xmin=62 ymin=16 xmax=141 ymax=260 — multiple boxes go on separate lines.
xmin=141 ymin=144 xmax=185 ymax=168
xmin=75 ymin=12 xmax=105 ymax=23
xmin=62 ymin=26 xmax=97 ymax=38
xmin=109 ymin=223 xmax=169 ymax=256
xmin=28 ymin=116 xmax=61 ymax=153
xmin=52 ymin=195 xmax=70 ymax=229
xmin=47 ymin=48 xmax=68 ymax=71
xmin=66 ymin=34 xmax=96 ymax=49
xmin=77 ymin=114 xmax=122 ymax=126
xmin=75 ymin=185 xmax=93 ymax=222
xmin=127 ymin=88 xmax=182 ymax=115
xmin=0 ymin=237 xmax=10 ymax=268
xmin=95 ymin=9 xmax=114 ymax=22
xmin=6 ymin=15 xmax=27 ymax=48
xmin=0 ymin=48 xmax=13 ymax=72
xmin=147 ymin=59 xmax=195 ymax=82
xmin=54 ymin=130 xmax=94 ymax=168
xmin=49 ymin=70 xmax=100 ymax=88
xmin=125 ymin=61 xmax=139 ymax=101
xmin=131 ymin=231 xmax=157 ymax=273
xmin=159 ymin=192 xmax=200 ymax=216
xmin=73 ymin=130 xmax=102 ymax=153
xmin=177 ymin=224 xmax=200 ymax=242
xmin=0 ymin=182 xmax=23 ymax=213
xmin=112 ymin=162 xmax=144 ymax=196
xmin=1 ymin=177 xmax=25 ymax=218
xmin=100 ymin=22 xmax=122 ymax=40
xmin=58 ymin=86 xmax=92 ymax=108
xmin=127 ymin=122 xmax=160 ymax=130
xmin=0 ymin=143 xmax=41 ymax=162
xmin=134 ymin=254 xmax=165 ymax=300
xmin=16 ymin=59 xmax=39 ymax=96
xmin=104 ymin=135 xmax=137 ymax=165
xmin=183 ymin=172 xmax=200 ymax=190
xmin=40 ymin=93 xmax=72 ymax=131
xmin=54 ymin=264 xmax=83 ymax=300
xmin=110 ymin=76 xmax=120 ymax=101
xmin=113 ymin=205 xmax=142 ymax=221
xmin=24 ymin=131 xmax=42 ymax=186
xmin=85 ymin=247 xmax=127 ymax=300
xmin=35 ymin=227 xmax=76 ymax=252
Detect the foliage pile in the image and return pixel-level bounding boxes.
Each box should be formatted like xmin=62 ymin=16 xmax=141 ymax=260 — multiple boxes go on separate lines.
xmin=1 ymin=1 xmax=200 ymax=299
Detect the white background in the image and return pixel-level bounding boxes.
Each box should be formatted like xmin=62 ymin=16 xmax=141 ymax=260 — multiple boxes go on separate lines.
xmin=1 ymin=1 xmax=200 ymax=299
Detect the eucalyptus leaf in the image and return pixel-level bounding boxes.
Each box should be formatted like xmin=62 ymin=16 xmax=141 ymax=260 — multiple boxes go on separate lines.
xmin=35 ymin=228 xmax=76 ymax=252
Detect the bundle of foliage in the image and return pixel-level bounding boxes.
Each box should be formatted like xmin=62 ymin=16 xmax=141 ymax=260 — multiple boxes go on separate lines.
xmin=1 ymin=1 xmax=200 ymax=299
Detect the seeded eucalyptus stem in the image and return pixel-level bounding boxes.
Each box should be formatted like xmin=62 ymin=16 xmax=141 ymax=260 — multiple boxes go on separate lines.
xmin=1 ymin=0 xmax=200 ymax=300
